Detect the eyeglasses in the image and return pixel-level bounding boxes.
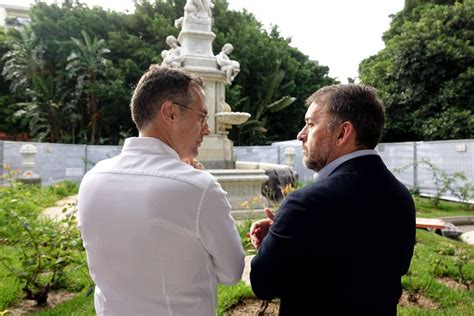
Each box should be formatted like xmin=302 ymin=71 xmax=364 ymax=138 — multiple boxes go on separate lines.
xmin=173 ymin=102 xmax=209 ymax=126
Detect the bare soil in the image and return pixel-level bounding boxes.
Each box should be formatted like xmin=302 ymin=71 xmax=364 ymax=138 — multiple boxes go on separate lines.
xmin=4 ymin=288 xmax=452 ymax=315
xmin=398 ymin=291 xmax=440 ymax=310
xmin=226 ymin=290 xmax=444 ymax=315
xmin=225 ymin=298 xmax=280 ymax=315
xmin=437 ymin=276 xmax=471 ymax=291
xmin=5 ymin=290 xmax=77 ymax=316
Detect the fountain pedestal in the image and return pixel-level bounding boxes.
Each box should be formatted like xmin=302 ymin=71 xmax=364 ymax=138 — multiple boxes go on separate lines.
xmin=163 ymin=3 xmax=270 ymax=213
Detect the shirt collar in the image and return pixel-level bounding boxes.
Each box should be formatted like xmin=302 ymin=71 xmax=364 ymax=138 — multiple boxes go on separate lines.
xmin=314 ymin=149 xmax=378 ymax=182
xmin=122 ymin=137 xmax=180 ymax=160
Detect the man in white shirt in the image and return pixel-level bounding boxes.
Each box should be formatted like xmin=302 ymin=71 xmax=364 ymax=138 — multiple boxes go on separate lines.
xmin=78 ymin=65 xmax=245 ymax=315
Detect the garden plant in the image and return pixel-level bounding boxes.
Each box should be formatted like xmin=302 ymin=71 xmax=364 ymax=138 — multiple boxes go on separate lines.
xmin=2 ymin=177 xmax=472 ymax=315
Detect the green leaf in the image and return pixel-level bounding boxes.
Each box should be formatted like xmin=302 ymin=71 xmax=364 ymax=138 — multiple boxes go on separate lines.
xmin=267 ymin=96 xmax=296 ymax=113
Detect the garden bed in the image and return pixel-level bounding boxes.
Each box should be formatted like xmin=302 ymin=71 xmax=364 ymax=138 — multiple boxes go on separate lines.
xmin=1 ymin=186 xmax=472 ymax=315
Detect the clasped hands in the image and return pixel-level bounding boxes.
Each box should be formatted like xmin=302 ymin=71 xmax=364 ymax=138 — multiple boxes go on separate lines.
xmin=182 ymin=157 xmax=204 ymax=170
xmin=248 ymin=208 xmax=275 ymax=249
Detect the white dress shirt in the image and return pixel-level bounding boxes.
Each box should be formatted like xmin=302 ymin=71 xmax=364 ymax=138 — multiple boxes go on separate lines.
xmin=78 ymin=137 xmax=245 ymax=316
xmin=314 ymin=149 xmax=379 ymax=182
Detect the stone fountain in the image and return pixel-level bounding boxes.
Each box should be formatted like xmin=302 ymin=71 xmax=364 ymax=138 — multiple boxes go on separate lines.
xmin=161 ymin=0 xmax=269 ymax=215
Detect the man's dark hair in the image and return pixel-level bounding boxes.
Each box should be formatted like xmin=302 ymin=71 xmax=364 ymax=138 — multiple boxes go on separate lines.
xmin=306 ymin=84 xmax=385 ymax=149
xmin=130 ymin=65 xmax=204 ymax=130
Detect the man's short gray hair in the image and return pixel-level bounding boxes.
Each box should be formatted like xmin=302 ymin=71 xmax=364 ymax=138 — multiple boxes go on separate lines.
xmin=306 ymin=84 xmax=385 ymax=149
xmin=130 ymin=65 xmax=204 ymax=130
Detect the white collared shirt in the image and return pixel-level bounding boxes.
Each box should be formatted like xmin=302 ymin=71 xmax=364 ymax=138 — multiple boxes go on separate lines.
xmin=314 ymin=149 xmax=378 ymax=182
xmin=78 ymin=137 xmax=245 ymax=316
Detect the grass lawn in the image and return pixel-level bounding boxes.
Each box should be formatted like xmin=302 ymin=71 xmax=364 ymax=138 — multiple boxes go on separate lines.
xmin=20 ymin=229 xmax=474 ymax=316
xmin=398 ymin=229 xmax=473 ymax=315
xmin=0 ymin=246 xmax=22 ymax=311
xmin=414 ymin=196 xmax=473 ymax=218
xmin=26 ymin=292 xmax=95 ymax=316
xmin=22 ymin=281 xmax=253 ymax=316
xmin=0 ymin=185 xmax=472 ymax=315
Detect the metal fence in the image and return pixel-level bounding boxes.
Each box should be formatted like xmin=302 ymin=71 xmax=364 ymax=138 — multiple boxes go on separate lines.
xmin=1 ymin=139 xmax=473 ymax=203
xmin=236 ymin=139 xmax=474 ymax=203
xmin=0 ymin=141 xmax=122 ymax=186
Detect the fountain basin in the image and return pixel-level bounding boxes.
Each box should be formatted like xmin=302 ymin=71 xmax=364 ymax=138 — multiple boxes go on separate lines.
xmin=209 ymin=169 xmax=269 ymax=219
xmin=215 ymin=112 xmax=250 ymax=125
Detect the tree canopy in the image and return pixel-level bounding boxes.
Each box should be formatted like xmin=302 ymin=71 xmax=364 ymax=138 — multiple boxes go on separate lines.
xmin=359 ymin=0 xmax=473 ymax=141
xmin=0 ymin=0 xmax=335 ymax=145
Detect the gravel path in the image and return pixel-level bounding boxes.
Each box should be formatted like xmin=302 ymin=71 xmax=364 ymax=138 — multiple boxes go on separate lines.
xmin=41 ymin=194 xmax=78 ymax=221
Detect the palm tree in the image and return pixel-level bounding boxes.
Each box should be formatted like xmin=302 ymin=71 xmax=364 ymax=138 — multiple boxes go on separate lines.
xmin=3 ymin=26 xmax=75 ymax=142
xmin=13 ymin=75 xmax=74 ymax=142
xmin=237 ymin=60 xmax=296 ymax=145
xmin=2 ymin=25 xmax=45 ymax=93
xmin=66 ymin=30 xmax=110 ymax=144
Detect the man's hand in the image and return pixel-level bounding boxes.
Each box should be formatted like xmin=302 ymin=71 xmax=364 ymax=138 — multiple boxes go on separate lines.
xmin=249 ymin=208 xmax=275 ymax=249
xmin=182 ymin=158 xmax=204 ymax=170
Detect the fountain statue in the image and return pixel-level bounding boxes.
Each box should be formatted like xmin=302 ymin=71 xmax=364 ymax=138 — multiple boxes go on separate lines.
xmin=163 ymin=1 xmax=294 ymax=216
xmin=161 ymin=35 xmax=185 ymax=68
xmin=216 ymin=43 xmax=240 ymax=84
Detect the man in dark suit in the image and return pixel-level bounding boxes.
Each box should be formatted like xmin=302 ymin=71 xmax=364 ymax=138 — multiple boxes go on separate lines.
xmin=249 ymin=84 xmax=416 ymax=315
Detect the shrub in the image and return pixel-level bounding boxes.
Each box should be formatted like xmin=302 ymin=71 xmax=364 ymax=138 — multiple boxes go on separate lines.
xmin=0 ymin=209 xmax=85 ymax=306
xmin=394 ymin=159 xmax=474 ymax=209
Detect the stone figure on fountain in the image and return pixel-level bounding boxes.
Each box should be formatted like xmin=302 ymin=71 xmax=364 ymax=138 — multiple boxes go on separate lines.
xmin=161 ymin=35 xmax=185 ymax=68
xmin=216 ymin=43 xmax=240 ymax=84
xmin=175 ymin=0 xmax=214 ymax=28
xmin=185 ymin=0 xmax=213 ymax=18
xmin=161 ymin=0 xmax=281 ymax=212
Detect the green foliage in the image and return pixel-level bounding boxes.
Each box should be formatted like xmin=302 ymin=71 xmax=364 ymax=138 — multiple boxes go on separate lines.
xmin=359 ymin=0 xmax=473 ymax=141
xmin=393 ymin=159 xmax=474 ymax=210
xmin=66 ymin=30 xmax=112 ymax=145
xmin=0 ymin=246 xmax=22 ymax=311
xmin=27 ymin=290 xmax=95 ymax=315
xmin=0 ymin=186 xmax=472 ymax=314
xmin=414 ymin=196 xmax=474 ymax=218
xmin=13 ymin=74 xmax=75 ymax=142
xmin=236 ymin=219 xmax=254 ymax=254
xmin=0 ymin=175 xmax=78 ymax=211
xmin=0 ymin=211 xmax=85 ymax=306
xmin=1 ymin=2 xmax=133 ymax=144
xmin=47 ymin=181 xmax=78 ymax=198
xmin=399 ymin=230 xmax=474 ymax=314
xmin=1 ymin=25 xmax=44 ymax=94
xmin=404 ymin=253 xmax=447 ymax=304
xmin=0 ymin=180 xmax=79 ymax=309
xmin=420 ymin=159 xmax=461 ymax=208
xmin=0 ymin=180 xmax=76 ymax=237
xmin=0 ymin=0 xmax=335 ymax=145
xmin=453 ymin=247 xmax=472 ymax=289
xmin=217 ymin=282 xmax=254 ymax=316
xmin=213 ymin=9 xmax=336 ymax=144
xmin=19 ymin=280 xmax=254 ymax=316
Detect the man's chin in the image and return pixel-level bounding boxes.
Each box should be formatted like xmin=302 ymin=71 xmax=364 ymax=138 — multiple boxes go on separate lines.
xmin=303 ymin=159 xmax=318 ymax=172
xmin=302 ymin=158 xmax=309 ymax=169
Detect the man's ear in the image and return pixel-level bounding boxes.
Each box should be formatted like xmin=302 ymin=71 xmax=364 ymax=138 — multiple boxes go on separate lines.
xmin=160 ymin=101 xmax=176 ymax=126
xmin=336 ymin=121 xmax=355 ymax=146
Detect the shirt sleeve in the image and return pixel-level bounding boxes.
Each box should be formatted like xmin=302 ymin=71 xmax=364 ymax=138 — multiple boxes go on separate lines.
xmin=197 ymin=180 xmax=245 ymax=285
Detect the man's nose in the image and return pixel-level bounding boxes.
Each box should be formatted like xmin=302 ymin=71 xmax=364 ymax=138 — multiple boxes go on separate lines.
xmin=297 ymin=128 xmax=306 ymax=141
xmin=202 ymin=122 xmax=211 ymax=135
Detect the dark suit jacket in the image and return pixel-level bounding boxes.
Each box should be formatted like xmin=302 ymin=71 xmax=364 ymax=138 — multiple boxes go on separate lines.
xmin=250 ymin=155 xmax=416 ymax=316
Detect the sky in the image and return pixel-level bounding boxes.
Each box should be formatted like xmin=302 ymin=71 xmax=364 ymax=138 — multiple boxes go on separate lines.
xmin=2 ymin=0 xmax=405 ymax=83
